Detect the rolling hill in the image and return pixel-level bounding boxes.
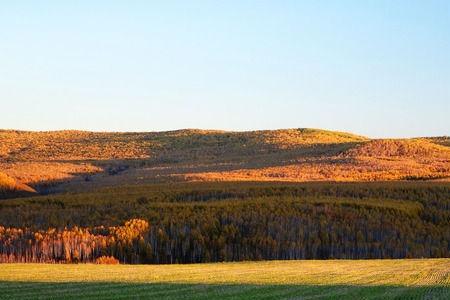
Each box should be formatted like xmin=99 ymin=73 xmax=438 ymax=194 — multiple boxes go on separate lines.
xmin=0 ymin=128 xmax=449 ymax=195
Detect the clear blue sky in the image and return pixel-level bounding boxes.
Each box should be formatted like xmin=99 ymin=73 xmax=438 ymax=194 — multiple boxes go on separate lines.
xmin=1 ymin=1 xmax=449 ymax=137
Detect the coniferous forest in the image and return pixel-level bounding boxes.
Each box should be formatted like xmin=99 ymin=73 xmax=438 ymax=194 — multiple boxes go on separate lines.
xmin=0 ymin=182 xmax=448 ymax=264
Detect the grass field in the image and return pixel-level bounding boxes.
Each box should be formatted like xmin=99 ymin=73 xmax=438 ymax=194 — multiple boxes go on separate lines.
xmin=1 ymin=259 xmax=449 ymax=299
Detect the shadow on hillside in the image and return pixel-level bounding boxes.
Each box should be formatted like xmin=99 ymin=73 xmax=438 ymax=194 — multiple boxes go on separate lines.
xmin=28 ymin=142 xmax=361 ymax=194
xmin=0 ymin=281 xmax=449 ymax=299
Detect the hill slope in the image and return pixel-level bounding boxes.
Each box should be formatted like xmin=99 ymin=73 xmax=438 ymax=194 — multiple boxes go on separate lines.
xmin=0 ymin=128 xmax=448 ymax=194
xmin=343 ymin=139 xmax=450 ymax=158
xmin=184 ymin=137 xmax=450 ymax=182
xmin=0 ymin=128 xmax=366 ymax=162
xmin=0 ymin=172 xmax=36 ymax=199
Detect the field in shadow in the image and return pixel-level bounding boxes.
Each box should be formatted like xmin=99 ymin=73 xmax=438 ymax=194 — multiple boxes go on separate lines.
xmin=1 ymin=281 xmax=449 ymax=299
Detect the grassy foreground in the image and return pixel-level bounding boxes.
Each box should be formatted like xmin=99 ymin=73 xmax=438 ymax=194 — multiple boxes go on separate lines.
xmin=1 ymin=260 xmax=449 ymax=299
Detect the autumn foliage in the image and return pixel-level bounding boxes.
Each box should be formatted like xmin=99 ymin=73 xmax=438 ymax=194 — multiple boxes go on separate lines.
xmin=0 ymin=182 xmax=448 ymax=263
xmin=0 ymin=129 xmax=448 ymax=193
xmin=0 ymin=172 xmax=36 ymax=199
xmin=0 ymin=219 xmax=149 ymax=264
xmin=95 ymin=256 xmax=119 ymax=264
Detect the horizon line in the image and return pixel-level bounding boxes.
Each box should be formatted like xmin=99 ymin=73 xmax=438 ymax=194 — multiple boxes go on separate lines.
xmin=0 ymin=127 xmax=448 ymax=140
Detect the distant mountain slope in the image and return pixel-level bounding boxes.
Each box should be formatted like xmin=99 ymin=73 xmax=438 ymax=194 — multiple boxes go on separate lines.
xmin=0 ymin=128 xmax=448 ymax=195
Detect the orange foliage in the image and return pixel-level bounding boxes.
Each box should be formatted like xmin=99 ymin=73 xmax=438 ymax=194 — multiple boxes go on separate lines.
xmin=0 ymin=129 xmax=448 ymax=189
xmin=182 ymin=140 xmax=450 ymax=182
xmin=0 ymin=171 xmax=36 ymax=198
xmin=95 ymin=256 xmax=119 ymax=264
xmin=0 ymin=219 xmax=149 ymax=263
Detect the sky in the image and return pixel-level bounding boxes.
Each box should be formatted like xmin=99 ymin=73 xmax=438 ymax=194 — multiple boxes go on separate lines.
xmin=0 ymin=1 xmax=449 ymax=138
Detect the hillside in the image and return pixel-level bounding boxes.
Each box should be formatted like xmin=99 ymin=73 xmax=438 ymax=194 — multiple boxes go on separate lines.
xmin=343 ymin=139 xmax=450 ymax=158
xmin=0 ymin=128 xmax=366 ymax=163
xmin=190 ymin=138 xmax=450 ymax=182
xmin=0 ymin=128 xmax=449 ymax=194
xmin=427 ymin=136 xmax=450 ymax=147
xmin=0 ymin=172 xmax=36 ymax=199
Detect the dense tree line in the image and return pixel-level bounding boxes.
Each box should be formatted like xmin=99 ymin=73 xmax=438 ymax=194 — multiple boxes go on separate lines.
xmin=0 ymin=219 xmax=149 ymax=263
xmin=0 ymin=182 xmax=448 ymax=263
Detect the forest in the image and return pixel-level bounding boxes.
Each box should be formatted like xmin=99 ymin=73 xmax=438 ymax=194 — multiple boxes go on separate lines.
xmin=0 ymin=182 xmax=448 ymax=264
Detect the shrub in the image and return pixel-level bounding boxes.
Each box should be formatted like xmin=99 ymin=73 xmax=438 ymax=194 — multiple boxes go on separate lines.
xmin=95 ymin=256 xmax=119 ymax=265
